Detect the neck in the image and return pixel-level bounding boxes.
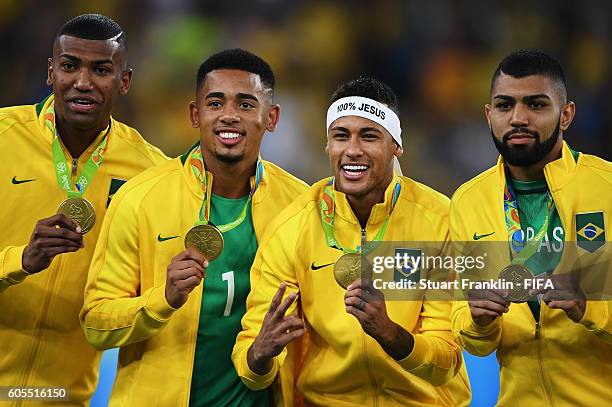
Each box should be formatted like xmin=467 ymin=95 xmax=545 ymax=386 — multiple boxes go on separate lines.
xmin=345 ymin=177 xmax=391 ymax=229
xmin=201 ymin=150 xmax=254 ymax=198
xmin=506 ymin=139 xmax=563 ymax=181
xmin=56 ymin=116 xmax=106 ymax=158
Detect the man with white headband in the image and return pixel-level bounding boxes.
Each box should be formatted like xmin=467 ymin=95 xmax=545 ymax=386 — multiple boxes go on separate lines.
xmin=232 ymin=77 xmax=471 ymax=405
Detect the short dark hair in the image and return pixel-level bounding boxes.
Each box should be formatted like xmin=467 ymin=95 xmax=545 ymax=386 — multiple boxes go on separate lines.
xmin=330 ymin=76 xmax=400 ymax=116
xmin=55 ymin=14 xmax=127 ymax=52
xmin=491 ymin=49 xmax=567 ymax=101
xmin=196 ymin=49 xmax=275 ymax=97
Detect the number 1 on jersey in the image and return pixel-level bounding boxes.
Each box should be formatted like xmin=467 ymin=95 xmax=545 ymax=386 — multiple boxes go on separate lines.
xmin=222 ymin=271 xmax=235 ymax=317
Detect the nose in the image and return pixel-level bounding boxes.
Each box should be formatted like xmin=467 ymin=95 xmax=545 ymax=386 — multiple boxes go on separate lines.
xmin=219 ymin=104 xmax=240 ymax=125
xmin=510 ymin=104 xmax=529 ymax=127
xmin=73 ymin=68 xmax=94 ymax=92
xmin=344 ymin=135 xmax=364 ymax=158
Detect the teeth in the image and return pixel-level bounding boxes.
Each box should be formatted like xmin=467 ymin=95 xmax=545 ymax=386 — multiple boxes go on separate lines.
xmin=73 ymin=99 xmax=93 ymax=104
xmin=219 ymin=132 xmax=241 ymax=139
xmin=343 ymin=165 xmax=368 ymax=171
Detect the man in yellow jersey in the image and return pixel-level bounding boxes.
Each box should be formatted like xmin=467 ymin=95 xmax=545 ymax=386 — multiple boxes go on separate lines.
xmin=0 ymin=14 xmax=167 ymax=405
xmin=232 ymin=77 xmax=471 ymax=406
xmin=80 ymin=49 xmax=307 ymax=406
xmin=450 ymin=49 xmax=611 ymax=405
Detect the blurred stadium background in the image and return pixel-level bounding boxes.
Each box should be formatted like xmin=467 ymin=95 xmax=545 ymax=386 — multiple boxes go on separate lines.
xmin=1 ymin=1 xmax=610 ymax=406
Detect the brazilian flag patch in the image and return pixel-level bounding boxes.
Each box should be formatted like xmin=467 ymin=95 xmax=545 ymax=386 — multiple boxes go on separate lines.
xmin=107 ymin=178 xmax=127 ymax=208
xmin=576 ymin=211 xmax=605 ymax=253
xmin=394 ymin=248 xmax=422 ymax=283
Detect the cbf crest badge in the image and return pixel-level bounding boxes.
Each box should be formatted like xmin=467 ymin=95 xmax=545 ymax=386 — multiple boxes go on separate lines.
xmin=576 ymin=211 xmax=605 ymax=253
xmin=394 ymin=248 xmax=422 ymax=283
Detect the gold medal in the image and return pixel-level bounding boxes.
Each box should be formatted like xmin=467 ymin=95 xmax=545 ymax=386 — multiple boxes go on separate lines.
xmin=57 ymin=197 xmax=96 ymax=234
xmin=185 ymin=224 xmax=224 ymax=260
xmin=333 ymin=253 xmax=362 ymax=289
xmin=499 ymin=264 xmax=534 ymax=302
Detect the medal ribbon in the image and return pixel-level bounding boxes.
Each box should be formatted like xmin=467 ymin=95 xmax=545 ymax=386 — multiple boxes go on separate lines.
xmin=503 ymin=177 xmax=555 ymax=264
xmin=189 ymin=144 xmax=264 ymax=233
xmin=44 ymin=101 xmax=109 ymax=198
xmin=320 ymin=177 xmax=401 ymax=254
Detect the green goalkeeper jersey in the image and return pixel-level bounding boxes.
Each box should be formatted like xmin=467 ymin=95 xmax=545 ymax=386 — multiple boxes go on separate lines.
xmin=189 ymin=194 xmax=270 ymax=407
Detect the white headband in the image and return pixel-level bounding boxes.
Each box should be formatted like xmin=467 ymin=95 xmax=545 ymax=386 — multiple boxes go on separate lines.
xmin=326 ymin=96 xmax=402 ymax=147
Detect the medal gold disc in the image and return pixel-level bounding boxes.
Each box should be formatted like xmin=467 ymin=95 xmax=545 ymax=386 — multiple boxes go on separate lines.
xmin=333 ymin=253 xmax=362 ymax=289
xmin=57 ymin=197 xmax=96 ymax=234
xmin=499 ymin=264 xmax=534 ymax=302
xmin=184 ymin=224 xmax=224 ymax=261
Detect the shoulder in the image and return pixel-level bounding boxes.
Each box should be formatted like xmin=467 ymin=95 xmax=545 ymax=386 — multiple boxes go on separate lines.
xmin=258 ymin=178 xmax=326 ymax=243
xmin=398 ymin=176 xmax=450 ymax=219
xmin=0 ymin=105 xmax=36 ymax=137
xmin=110 ymin=118 xmax=169 ymax=165
xmin=577 ymin=152 xmax=612 ymax=184
xmin=262 ymin=160 xmax=309 ymax=193
xmin=450 ymin=166 xmax=498 ymax=206
xmin=109 ymin=158 xmax=183 ymax=211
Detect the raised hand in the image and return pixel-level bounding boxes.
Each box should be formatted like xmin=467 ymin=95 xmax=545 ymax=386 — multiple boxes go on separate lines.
xmin=22 ymin=214 xmax=84 ymax=274
xmin=247 ymin=283 xmax=305 ymax=375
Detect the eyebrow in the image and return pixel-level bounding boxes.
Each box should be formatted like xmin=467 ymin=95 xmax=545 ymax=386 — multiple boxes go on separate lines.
xmin=204 ymin=92 xmax=259 ymax=102
xmin=205 ymin=92 xmax=225 ymax=99
xmin=237 ymin=92 xmax=259 ymax=102
xmin=329 ymin=126 xmax=383 ymax=134
xmin=493 ymin=94 xmax=551 ymax=102
xmin=59 ymin=54 xmax=114 ymax=65
xmin=360 ymin=126 xmax=383 ymax=134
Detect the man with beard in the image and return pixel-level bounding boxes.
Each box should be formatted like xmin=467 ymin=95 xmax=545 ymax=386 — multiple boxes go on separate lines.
xmin=0 ymin=14 xmax=167 ymax=405
xmin=450 ymin=50 xmax=611 ymax=405
xmin=232 ymin=77 xmax=470 ymax=406
xmin=81 ymin=49 xmax=307 ymax=406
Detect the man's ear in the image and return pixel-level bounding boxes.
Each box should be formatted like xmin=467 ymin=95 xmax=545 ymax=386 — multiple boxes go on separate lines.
xmin=393 ymin=143 xmax=404 ymax=159
xmin=47 ymin=58 xmax=54 ymax=86
xmin=560 ymin=101 xmax=576 ymax=131
xmin=188 ymin=101 xmax=199 ymax=128
xmin=119 ymin=69 xmax=133 ymax=95
xmin=266 ymin=104 xmax=281 ymax=132
xmin=484 ymin=104 xmax=492 ymax=130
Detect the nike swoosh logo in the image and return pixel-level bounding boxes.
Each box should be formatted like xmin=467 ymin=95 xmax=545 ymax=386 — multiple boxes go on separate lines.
xmin=311 ymin=262 xmax=334 ymax=271
xmin=12 ymin=176 xmax=36 ymax=184
xmin=473 ymin=231 xmax=495 ymax=240
xmin=158 ymin=234 xmax=179 ymax=242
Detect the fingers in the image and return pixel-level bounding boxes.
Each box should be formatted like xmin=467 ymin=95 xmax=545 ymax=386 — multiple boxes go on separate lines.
xmin=542 ymin=290 xmax=580 ymax=304
xmin=276 ymin=316 xmax=305 ymax=333
xmin=173 ymin=248 xmax=209 ymax=268
xmin=273 ymin=290 xmax=298 ymax=321
xmin=33 ymin=237 xmax=82 ymax=249
xmin=346 ymin=304 xmax=367 ymax=319
xmin=175 ymin=275 xmax=203 ymax=291
xmin=172 ymin=259 xmax=205 ymax=278
xmin=468 ymin=288 xmax=509 ymax=307
xmin=344 ymin=296 xmax=367 ymax=311
xmin=32 ymin=224 xmax=84 ymax=248
xmin=469 ymin=300 xmax=509 ymax=315
xmin=40 ymin=245 xmax=81 ymax=258
xmin=40 ymin=213 xmax=80 ymax=231
xmin=266 ymin=283 xmax=287 ymax=315
xmin=185 ymin=247 xmax=208 ymax=266
xmin=169 ymin=267 xmax=205 ymax=282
